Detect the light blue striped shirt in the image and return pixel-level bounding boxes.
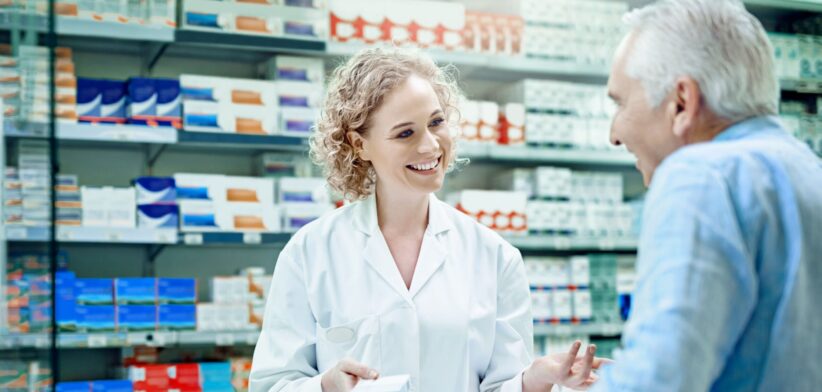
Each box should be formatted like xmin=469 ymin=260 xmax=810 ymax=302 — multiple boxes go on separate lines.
xmin=592 ymin=116 xmax=822 ymax=391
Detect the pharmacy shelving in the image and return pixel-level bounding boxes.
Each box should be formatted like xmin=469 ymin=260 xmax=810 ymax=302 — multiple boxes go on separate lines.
xmin=0 ymin=323 xmax=623 ymax=350
xmin=0 ymin=330 xmax=261 ymax=350
xmin=533 ymin=322 xmax=624 ymax=338
xmin=460 ymin=143 xmax=636 ymax=166
xmin=780 ymin=79 xmax=822 ymax=94
xmin=5 ymin=226 xmax=635 ymax=252
xmin=505 ymin=235 xmax=638 ymax=252
xmin=744 ymin=0 xmax=822 ymax=13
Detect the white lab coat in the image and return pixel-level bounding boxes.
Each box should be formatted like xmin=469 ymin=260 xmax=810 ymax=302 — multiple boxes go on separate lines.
xmin=250 ymin=194 xmax=534 ymax=392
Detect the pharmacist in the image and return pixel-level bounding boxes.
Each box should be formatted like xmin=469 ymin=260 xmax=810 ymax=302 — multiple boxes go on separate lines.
xmin=250 ymin=47 xmax=607 ymax=392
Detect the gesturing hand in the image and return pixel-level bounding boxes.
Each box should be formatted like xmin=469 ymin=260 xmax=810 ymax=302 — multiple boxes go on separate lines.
xmin=321 ymin=358 xmax=380 ymax=392
xmin=523 ymin=340 xmax=613 ymax=391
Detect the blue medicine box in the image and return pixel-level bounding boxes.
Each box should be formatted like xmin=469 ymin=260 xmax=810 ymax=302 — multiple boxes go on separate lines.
xmin=75 ymin=278 xmax=114 ymax=305
xmin=56 ymin=271 xmax=76 ymax=331
xmin=157 ymin=278 xmax=197 ymax=304
xmin=117 ymin=305 xmax=157 ymax=332
xmin=115 ymin=278 xmax=157 ymax=305
xmin=75 ymin=305 xmax=116 ymax=332
xmin=157 ymin=304 xmax=196 ymax=331
xmin=91 ymin=380 xmax=134 ymax=392
xmin=78 ymin=79 xmax=127 ymax=123
xmin=127 ymin=78 xmax=181 ymax=120
xmin=200 ymin=362 xmax=233 ymax=391
xmin=57 ymin=382 xmax=92 ymax=392
xmin=77 ymin=78 xmax=102 ymax=118
xmin=134 ymin=177 xmax=176 ymax=205
xmin=137 ymin=204 xmax=179 ymax=229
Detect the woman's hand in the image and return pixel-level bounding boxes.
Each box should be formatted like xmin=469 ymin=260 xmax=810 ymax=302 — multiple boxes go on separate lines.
xmin=522 ymin=340 xmax=613 ymax=391
xmin=321 ymin=358 xmax=380 ymax=392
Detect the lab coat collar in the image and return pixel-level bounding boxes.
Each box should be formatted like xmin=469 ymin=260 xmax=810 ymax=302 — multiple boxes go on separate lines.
xmin=350 ymin=193 xmax=456 ymax=237
xmin=354 ymin=193 xmax=455 ymax=302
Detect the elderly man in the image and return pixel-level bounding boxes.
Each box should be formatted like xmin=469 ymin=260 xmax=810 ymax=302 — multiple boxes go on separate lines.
xmin=593 ymin=0 xmax=822 ymax=391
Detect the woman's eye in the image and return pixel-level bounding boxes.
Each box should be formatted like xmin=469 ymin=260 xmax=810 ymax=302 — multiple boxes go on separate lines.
xmin=398 ymin=130 xmax=414 ymax=138
xmin=429 ymin=118 xmax=445 ymax=128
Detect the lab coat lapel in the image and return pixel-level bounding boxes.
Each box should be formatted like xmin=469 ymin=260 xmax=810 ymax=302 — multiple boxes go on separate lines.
xmin=354 ymin=195 xmax=414 ymax=304
xmin=408 ymin=194 xmax=454 ymax=298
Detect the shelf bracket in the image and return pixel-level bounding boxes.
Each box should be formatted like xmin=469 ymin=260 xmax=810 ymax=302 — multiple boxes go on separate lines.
xmin=146 ymin=143 xmax=168 ymax=173
xmin=144 ymin=42 xmax=170 ymax=75
xmin=145 ymin=244 xmax=167 ymax=276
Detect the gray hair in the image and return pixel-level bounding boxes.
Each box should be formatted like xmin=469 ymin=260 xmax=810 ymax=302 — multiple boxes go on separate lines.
xmin=624 ymin=0 xmax=779 ymax=122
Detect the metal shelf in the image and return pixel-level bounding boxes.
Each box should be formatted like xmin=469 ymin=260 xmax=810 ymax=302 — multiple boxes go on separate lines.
xmin=744 ymin=0 xmax=822 ymax=12
xmin=0 ymin=330 xmax=260 ymax=350
xmin=179 ymin=231 xmax=292 ymax=246
xmin=505 ymin=235 xmax=638 ymax=252
xmin=175 ymin=28 xmax=325 ymax=53
xmin=5 ymin=226 xmax=50 ymax=242
xmin=781 ymin=79 xmax=822 ymax=94
xmin=533 ymin=323 xmax=624 ymax=337
xmin=326 ymin=42 xmax=609 ymax=83
xmin=460 ymin=143 xmax=636 ymax=167
xmin=57 ymin=17 xmax=174 ymax=42
xmin=176 ymin=130 xmax=309 ymax=151
xmin=56 ymin=227 xmax=178 ymax=244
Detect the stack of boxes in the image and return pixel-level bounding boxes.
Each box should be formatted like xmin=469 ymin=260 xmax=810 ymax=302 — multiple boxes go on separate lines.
xmin=76 ymin=77 xmax=182 ymax=128
xmin=517 ymin=0 xmax=627 ymax=69
xmin=55 ymin=272 xmax=198 ymax=333
xmin=447 ymin=190 xmax=528 ymax=235
xmin=80 ymin=186 xmax=136 ymax=228
xmin=180 ymin=75 xmax=280 ymax=136
xmin=0 ymin=360 xmax=52 ymax=391
xmin=526 ymin=254 xmax=634 ymax=326
xmin=493 ymin=167 xmax=638 ymax=239
xmin=494 ymin=79 xmax=618 ymax=150
xmin=12 ymin=140 xmax=52 ymax=228
xmin=5 ymin=252 xmax=65 ymax=334
xmin=20 ymin=0 xmax=178 ymax=27
xmin=134 ymin=177 xmax=178 ymax=229
xmin=329 ymin=0 xmax=465 ymax=49
xmin=459 ymin=101 xmax=527 ymax=145
xmin=230 ymin=358 xmax=252 ymax=392
xmin=462 ymin=12 xmax=524 ymax=55
xmin=182 ymin=0 xmax=326 ymax=39
xmin=277 ymin=177 xmax=333 ymax=232
xmin=781 ymin=115 xmax=822 ymax=157
xmin=259 ymin=55 xmax=325 ymax=137
xmin=128 ymin=362 xmax=233 ymax=392
xmin=197 ymin=268 xmax=269 ymax=332
xmin=57 ymin=380 xmax=132 ymax=392
xmin=769 ymin=32 xmax=822 ymax=82
xmin=176 ymin=173 xmax=281 ymax=233
xmin=55 ymin=174 xmax=82 ymax=226
xmin=0 ymin=45 xmax=77 ymax=124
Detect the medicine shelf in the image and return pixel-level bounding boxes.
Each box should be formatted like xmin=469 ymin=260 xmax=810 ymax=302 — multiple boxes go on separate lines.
xmin=178 ymin=231 xmax=293 ymax=246
xmin=57 ymin=17 xmax=175 ymax=42
xmin=505 ymin=235 xmax=638 ymax=252
xmin=0 ymin=330 xmax=261 ymax=350
xmin=5 ymin=227 xmax=178 ymax=244
xmin=533 ymin=322 xmax=624 ymax=338
xmin=175 ymin=28 xmax=326 ymax=53
xmin=2 ymin=325 xmax=623 ymax=350
xmin=3 ymin=120 xmax=178 ymax=144
xmin=780 ymin=79 xmax=822 ymax=94
xmin=175 ymin=130 xmax=310 ymax=151
xmin=460 ymin=143 xmax=636 ymax=167
xmin=744 ymin=0 xmax=822 ymax=13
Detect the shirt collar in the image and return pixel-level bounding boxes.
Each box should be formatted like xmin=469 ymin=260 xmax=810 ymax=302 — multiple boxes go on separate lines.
xmin=713 ymin=115 xmax=784 ymax=143
xmin=350 ymin=193 xmax=455 ymax=236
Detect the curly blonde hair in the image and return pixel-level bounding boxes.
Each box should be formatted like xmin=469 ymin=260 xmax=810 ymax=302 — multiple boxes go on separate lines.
xmin=310 ymin=46 xmax=464 ymax=201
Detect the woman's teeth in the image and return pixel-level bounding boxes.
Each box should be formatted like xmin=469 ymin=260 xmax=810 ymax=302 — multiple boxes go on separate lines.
xmin=408 ymin=158 xmax=440 ymax=171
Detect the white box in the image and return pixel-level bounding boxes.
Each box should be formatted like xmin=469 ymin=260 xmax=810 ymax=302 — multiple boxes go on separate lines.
xmin=276 ymin=81 xmax=323 ymax=108
xmin=460 ymin=100 xmax=480 ymax=140
xmin=570 ymin=256 xmax=590 ymax=287
xmin=212 ymin=276 xmax=250 ymax=304
xmin=218 ymin=202 xmax=281 ymax=232
xmin=572 ymin=289 xmax=592 ymax=321
xmin=196 ymin=303 xmax=220 ymax=331
xmin=477 ymin=101 xmax=499 ymax=141
xmin=282 ymin=203 xmax=334 ymax=232
xmin=552 ymin=288 xmax=572 ymax=321
xmin=278 ymin=177 xmax=330 ymax=204
xmin=280 ymin=107 xmax=319 ymax=136
xmin=531 ymin=290 xmax=552 ymax=321
xmin=547 ymin=258 xmax=570 ymax=287
xmin=225 ymin=176 xmax=275 ymax=205
xmin=262 ymin=55 xmax=325 ymax=84
xmin=79 ymin=187 xmax=110 ymax=227
xmin=174 ymin=173 xmax=226 ymax=202
xmin=108 ymin=187 xmax=136 ymax=228
xmin=179 ymin=200 xmax=219 ymax=232
xmin=525 ymin=257 xmax=551 ymax=287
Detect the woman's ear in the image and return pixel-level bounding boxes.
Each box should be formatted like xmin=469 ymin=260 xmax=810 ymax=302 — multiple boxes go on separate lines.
xmin=347 ymin=131 xmax=370 ymax=161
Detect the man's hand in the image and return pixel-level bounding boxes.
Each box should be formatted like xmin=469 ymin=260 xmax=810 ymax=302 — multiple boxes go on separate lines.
xmin=321 ymin=358 xmax=379 ymax=392
xmin=523 ymin=340 xmax=613 ymax=391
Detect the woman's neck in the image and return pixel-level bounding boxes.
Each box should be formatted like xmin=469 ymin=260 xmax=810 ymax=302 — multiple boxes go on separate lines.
xmin=375 ymin=185 xmax=429 ymax=237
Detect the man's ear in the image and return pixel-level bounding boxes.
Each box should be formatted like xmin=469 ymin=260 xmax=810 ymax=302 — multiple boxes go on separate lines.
xmin=347 ymin=131 xmax=370 ymax=161
xmin=670 ymin=76 xmax=702 ymax=140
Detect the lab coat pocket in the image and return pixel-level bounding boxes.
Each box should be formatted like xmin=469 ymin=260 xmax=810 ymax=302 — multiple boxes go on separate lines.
xmin=316 ymin=314 xmax=382 ymax=372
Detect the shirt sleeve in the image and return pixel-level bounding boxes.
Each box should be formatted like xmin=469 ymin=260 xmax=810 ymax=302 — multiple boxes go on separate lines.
xmin=591 ymin=161 xmax=758 ymax=392
xmin=250 ymin=237 xmax=323 ymax=392
xmin=481 ymin=243 xmax=535 ymax=392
